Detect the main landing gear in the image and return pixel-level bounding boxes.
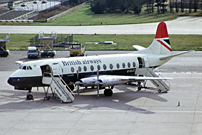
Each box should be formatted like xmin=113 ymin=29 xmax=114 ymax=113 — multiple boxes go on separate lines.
xmin=137 ymin=82 xmax=142 ymax=91
xmin=104 ymin=88 xmax=113 ymax=96
xmin=103 ymin=86 xmax=114 ymax=96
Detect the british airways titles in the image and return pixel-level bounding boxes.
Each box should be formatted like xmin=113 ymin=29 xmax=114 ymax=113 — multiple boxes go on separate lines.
xmin=61 ymin=59 xmax=102 ymax=66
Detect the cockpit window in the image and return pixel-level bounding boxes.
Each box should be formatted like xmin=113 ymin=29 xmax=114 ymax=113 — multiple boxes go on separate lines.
xmin=22 ymin=66 xmax=26 ymax=70
xmin=19 ymin=65 xmax=32 ymax=70
xmin=27 ymin=66 xmax=32 ymax=70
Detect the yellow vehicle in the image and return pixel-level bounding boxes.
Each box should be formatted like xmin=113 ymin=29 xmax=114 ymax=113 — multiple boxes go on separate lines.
xmin=70 ymin=43 xmax=85 ymax=57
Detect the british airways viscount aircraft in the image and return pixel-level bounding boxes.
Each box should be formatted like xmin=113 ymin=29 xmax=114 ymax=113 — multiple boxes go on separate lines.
xmin=7 ymin=22 xmax=189 ymax=102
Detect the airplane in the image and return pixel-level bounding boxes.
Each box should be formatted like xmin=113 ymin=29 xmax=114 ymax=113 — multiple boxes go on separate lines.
xmin=7 ymin=22 xmax=190 ymax=102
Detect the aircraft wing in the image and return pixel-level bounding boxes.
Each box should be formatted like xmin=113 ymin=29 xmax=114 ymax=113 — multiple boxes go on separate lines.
xmin=76 ymin=75 xmax=172 ymax=87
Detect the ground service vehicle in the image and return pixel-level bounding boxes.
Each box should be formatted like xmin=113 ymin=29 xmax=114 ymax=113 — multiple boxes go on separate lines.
xmin=27 ymin=47 xmax=40 ymax=59
xmin=0 ymin=34 xmax=10 ymax=57
xmin=0 ymin=50 xmax=9 ymax=57
xmin=70 ymin=43 xmax=85 ymax=57
xmin=41 ymin=50 xmax=56 ymax=58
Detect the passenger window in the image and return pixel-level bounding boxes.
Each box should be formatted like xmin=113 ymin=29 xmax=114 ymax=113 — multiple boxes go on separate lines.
xmin=128 ymin=62 xmax=131 ymax=68
xmin=133 ymin=62 xmax=136 ymax=67
xmin=90 ymin=65 xmax=94 ymax=71
xmin=97 ymin=65 xmax=101 ymax=70
xmin=122 ymin=63 xmax=125 ymax=68
xmin=110 ymin=64 xmax=113 ymax=69
xmin=84 ymin=66 xmax=87 ymax=72
xmin=78 ymin=66 xmax=82 ymax=72
xmin=103 ymin=64 xmax=107 ymax=70
xmin=71 ymin=67 xmax=74 ymax=72
xmin=116 ymin=63 xmax=120 ymax=69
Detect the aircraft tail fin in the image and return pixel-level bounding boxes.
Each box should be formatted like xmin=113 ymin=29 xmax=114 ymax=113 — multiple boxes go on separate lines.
xmin=148 ymin=22 xmax=172 ymax=55
xmin=133 ymin=22 xmax=172 ymax=55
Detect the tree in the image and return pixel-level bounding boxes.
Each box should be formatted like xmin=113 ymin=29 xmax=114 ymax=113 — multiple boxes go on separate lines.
xmin=194 ymin=0 xmax=198 ymax=12
xmin=132 ymin=0 xmax=145 ymax=15
xmin=145 ymin=0 xmax=154 ymax=13
xmin=169 ymin=0 xmax=174 ymax=13
xmin=155 ymin=0 xmax=168 ymax=13
xmin=181 ymin=0 xmax=184 ymax=12
xmin=106 ymin=0 xmax=118 ymax=13
xmin=91 ymin=0 xmax=106 ymax=14
xmin=189 ymin=0 xmax=192 ymax=13
xmin=175 ymin=0 xmax=179 ymax=13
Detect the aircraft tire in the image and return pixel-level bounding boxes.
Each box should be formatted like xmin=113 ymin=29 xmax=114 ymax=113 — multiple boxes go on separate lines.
xmin=104 ymin=89 xmax=113 ymax=96
xmin=27 ymin=94 xmax=33 ymax=100
xmin=138 ymin=86 xmax=141 ymax=91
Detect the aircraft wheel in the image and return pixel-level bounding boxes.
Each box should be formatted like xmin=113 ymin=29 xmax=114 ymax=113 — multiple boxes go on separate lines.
xmin=27 ymin=94 xmax=34 ymax=100
xmin=104 ymin=89 xmax=113 ymax=96
xmin=138 ymin=86 xmax=141 ymax=91
xmin=158 ymin=90 xmax=161 ymax=93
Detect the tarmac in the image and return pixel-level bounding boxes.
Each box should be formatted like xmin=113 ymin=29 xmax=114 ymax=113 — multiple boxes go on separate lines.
xmin=0 ymin=16 xmax=201 ymax=34
xmin=0 ymin=51 xmax=202 ymax=135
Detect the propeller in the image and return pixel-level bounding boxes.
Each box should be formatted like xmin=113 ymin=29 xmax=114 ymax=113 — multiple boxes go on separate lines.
xmin=95 ymin=70 xmax=102 ymax=97
xmin=76 ymin=70 xmax=80 ymax=95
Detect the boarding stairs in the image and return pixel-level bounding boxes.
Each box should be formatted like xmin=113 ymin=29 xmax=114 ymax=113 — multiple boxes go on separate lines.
xmin=42 ymin=73 xmax=75 ymax=103
xmin=136 ymin=68 xmax=170 ymax=93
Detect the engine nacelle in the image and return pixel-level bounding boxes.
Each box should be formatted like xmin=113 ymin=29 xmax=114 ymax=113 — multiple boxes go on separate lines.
xmin=80 ymin=77 xmax=97 ymax=86
xmin=79 ymin=76 xmax=128 ymax=87
xmin=100 ymin=76 xmax=128 ymax=86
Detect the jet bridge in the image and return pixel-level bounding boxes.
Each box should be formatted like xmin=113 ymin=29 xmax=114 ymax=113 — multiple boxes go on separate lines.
xmin=38 ymin=31 xmax=57 ymax=58
xmin=0 ymin=34 xmax=10 ymax=57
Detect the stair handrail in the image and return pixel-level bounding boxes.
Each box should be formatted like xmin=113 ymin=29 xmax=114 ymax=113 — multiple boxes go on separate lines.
xmin=146 ymin=67 xmax=170 ymax=91
xmin=55 ymin=74 xmax=75 ymax=97
xmin=43 ymin=72 xmax=75 ymax=97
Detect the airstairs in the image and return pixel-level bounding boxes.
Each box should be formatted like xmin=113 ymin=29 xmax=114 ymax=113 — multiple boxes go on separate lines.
xmin=42 ymin=73 xmax=75 ymax=103
xmin=136 ymin=68 xmax=170 ymax=93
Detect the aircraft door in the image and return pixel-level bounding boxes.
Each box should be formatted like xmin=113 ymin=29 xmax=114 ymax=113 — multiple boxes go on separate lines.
xmin=40 ymin=65 xmax=52 ymax=77
xmin=51 ymin=63 xmax=63 ymax=76
xmin=144 ymin=57 xmax=150 ymax=68
xmin=137 ymin=57 xmax=145 ymax=68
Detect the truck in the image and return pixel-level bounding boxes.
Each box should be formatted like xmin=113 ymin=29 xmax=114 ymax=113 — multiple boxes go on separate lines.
xmin=70 ymin=43 xmax=85 ymax=57
xmin=0 ymin=43 xmax=9 ymax=57
xmin=27 ymin=47 xmax=40 ymax=59
xmin=41 ymin=50 xmax=56 ymax=58
xmin=0 ymin=50 xmax=9 ymax=57
xmin=0 ymin=34 xmax=10 ymax=57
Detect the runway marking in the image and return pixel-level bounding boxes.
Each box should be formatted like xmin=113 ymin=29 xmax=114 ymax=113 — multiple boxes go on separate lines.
xmin=44 ymin=105 xmax=89 ymax=114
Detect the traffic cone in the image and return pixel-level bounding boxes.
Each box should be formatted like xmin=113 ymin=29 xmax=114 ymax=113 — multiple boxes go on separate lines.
xmin=177 ymin=101 xmax=180 ymax=106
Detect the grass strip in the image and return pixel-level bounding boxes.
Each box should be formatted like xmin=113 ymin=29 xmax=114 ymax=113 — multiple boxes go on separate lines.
xmin=1 ymin=34 xmax=201 ymax=51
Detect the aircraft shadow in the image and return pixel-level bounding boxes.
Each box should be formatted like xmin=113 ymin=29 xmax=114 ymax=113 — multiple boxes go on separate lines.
xmin=0 ymin=84 xmax=167 ymax=114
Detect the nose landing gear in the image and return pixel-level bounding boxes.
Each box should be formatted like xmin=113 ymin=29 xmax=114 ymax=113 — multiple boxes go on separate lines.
xmin=27 ymin=90 xmax=34 ymax=100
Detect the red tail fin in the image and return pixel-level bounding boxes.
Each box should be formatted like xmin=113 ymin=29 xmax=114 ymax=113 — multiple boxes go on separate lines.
xmin=155 ymin=22 xmax=169 ymax=39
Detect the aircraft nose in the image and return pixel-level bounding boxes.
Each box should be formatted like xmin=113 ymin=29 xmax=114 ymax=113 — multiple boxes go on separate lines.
xmin=7 ymin=77 xmax=14 ymax=86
